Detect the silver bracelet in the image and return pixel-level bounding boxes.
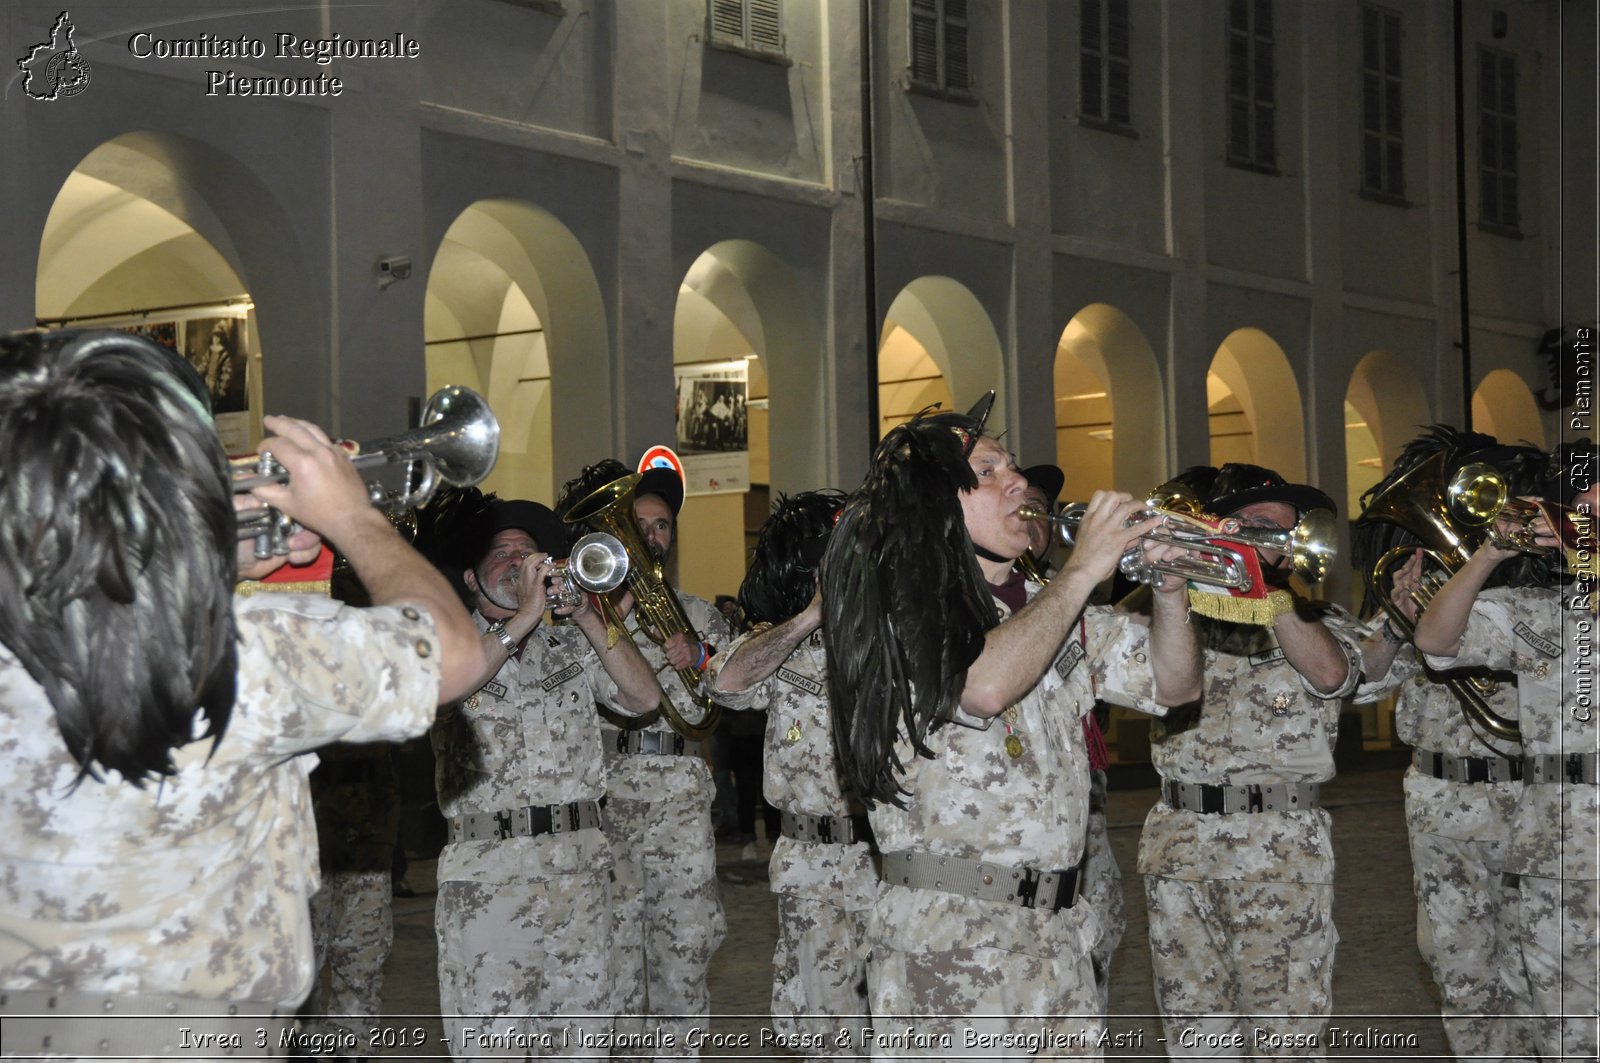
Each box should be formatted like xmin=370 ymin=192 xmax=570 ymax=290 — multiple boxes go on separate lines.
xmin=486 ymin=621 xmax=516 ymax=653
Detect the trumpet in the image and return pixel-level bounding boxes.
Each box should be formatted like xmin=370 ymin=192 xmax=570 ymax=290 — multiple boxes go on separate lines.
xmin=1448 ymin=462 xmax=1589 ymax=559
xmin=1020 ymin=494 xmax=1337 ymax=592
xmin=234 ymin=385 xmax=500 ymax=558
xmin=542 ymin=533 xmax=630 ymax=610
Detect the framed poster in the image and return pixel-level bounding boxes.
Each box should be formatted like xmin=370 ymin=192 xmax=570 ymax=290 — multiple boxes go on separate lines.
xmin=673 ymin=359 xmax=750 ymax=496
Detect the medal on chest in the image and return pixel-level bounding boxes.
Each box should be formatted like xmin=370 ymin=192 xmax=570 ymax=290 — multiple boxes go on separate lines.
xmin=1000 ymin=705 xmax=1024 ymax=758
xmin=785 ymin=722 xmax=802 ymax=744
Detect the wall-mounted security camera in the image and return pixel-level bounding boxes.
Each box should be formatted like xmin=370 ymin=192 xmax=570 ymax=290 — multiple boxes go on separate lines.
xmin=375 ymin=255 xmax=412 ymax=290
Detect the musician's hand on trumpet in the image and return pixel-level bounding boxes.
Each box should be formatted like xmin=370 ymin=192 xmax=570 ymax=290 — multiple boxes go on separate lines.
xmin=1056 ymin=491 xmax=1163 ymax=588
xmin=236 ymin=414 xmax=379 ymax=579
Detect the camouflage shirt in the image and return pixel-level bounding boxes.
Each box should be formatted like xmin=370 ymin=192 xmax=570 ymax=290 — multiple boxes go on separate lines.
xmin=602 ymin=592 xmax=732 ymax=802
xmin=433 ymin=613 xmax=625 ymax=885
xmin=1355 ymin=636 xmax=1523 ymax=843
xmin=708 ymin=628 xmax=877 ymax=909
xmin=871 ymin=592 xmax=1166 ymax=958
xmin=0 ymin=594 xmax=441 ymax=1007
xmin=1137 ymin=602 xmax=1364 ymax=885
xmin=1423 ymin=586 xmax=1599 ymax=879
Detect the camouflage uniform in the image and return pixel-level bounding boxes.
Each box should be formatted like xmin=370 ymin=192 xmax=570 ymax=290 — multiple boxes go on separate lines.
xmin=0 ymin=596 xmax=440 ymax=1042
xmin=867 ymin=591 xmax=1166 ymax=1057
xmin=707 ymin=628 xmax=875 ymax=1056
xmin=1423 ymin=586 xmax=1600 ymax=1061
xmin=1081 ymin=768 xmax=1123 ymax=1015
xmin=299 ymin=746 xmax=401 ymax=1048
xmin=432 ymin=615 xmax=628 ymax=1057
xmin=1137 ymin=605 xmax=1363 ymax=1057
xmin=1353 ymin=634 xmax=1538 ymax=1060
xmin=603 ymin=594 xmax=732 ymax=1055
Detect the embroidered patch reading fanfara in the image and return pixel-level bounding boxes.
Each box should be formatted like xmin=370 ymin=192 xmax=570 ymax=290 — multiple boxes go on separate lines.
xmin=1514 ymin=622 xmax=1561 ymax=658
xmin=540 ymin=662 xmax=583 ymax=691
xmin=776 ymin=667 xmax=823 ymax=696
xmin=481 ymin=681 xmax=508 ymax=700
xmin=1248 ymin=647 xmax=1286 ymax=668
xmin=1054 ymin=641 xmax=1086 ymax=680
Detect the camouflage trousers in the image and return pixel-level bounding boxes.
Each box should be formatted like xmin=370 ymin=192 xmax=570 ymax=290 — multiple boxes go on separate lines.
xmin=770 ymin=892 xmax=870 ymax=1057
xmin=1408 ymin=829 xmax=1539 ymax=1060
xmin=1082 ymin=771 xmax=1124 ymax=1016
xmin=435 ymin=869 xmax=614 ymax=1058
xmin=1145 ymin=875 xmax=1336 ymax=1058
xmin=605 ymin=794 xmax=728 ymax=1058
xmin=1513 ymin=874 xmax=1599 ymax=1061
xmin=868 ymin=943 xmax=1104 ymax=1060
xmin=300 ymin=868 xmax=393 ymax=1044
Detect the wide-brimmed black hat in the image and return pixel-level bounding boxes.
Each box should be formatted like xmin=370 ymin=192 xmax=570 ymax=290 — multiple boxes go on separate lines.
xmin=1021 ymin=463 xmax=1064 ymax=506
xmin=636 ymin=466 xmax=684 ymax=516
xmin=1206 ymin=462 xmax=1335 ymax=519
xmin=486 ymin=499 xmax=569 ymax=559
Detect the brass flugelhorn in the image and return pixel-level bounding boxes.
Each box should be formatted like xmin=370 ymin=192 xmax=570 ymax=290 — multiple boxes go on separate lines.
xmin=562 ymin=472 xmax=722 ymax=741
xmin=234 ymin=385 xmax=500 ymax=558
xmin=1357 ymin=451 xmax=1518 ymax=742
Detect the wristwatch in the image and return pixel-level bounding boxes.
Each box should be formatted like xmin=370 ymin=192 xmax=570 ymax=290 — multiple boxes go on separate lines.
xmin=486 ymin=621 xmax=517 ymax=653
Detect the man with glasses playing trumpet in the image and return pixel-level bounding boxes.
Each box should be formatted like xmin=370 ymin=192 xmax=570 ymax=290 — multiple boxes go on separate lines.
xmin=432 ymin=497 xmax=665 ymax=1057
xmin=1414 ymin=444 xmax=1599 ymax=1062
xmin=1131 ymin=463 xmax=1365 ymax=1058
xmin=0 ymin=329 xmax=487 ymax=1056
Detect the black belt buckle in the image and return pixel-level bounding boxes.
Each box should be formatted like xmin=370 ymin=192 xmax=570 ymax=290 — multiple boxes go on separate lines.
xmin=1016 ymin=867 xmax=1041 ymax=909
xmin=566 ymin=803 xmax=581 ymax=832
xmin=1464 ymin=758 xmax=1489 ymax=784
xmin=614 ymin=731 xmax=630 ymax=754
xmin=1246 ymin=786 xmax=1264 ymax=813
xmin=493 ymin=809 xmax=514 ymax=840
xmin=816 ymin=816 xmax=836 ymax=844
xmin=1199 ymin=786 xmax=1225 ymax=814
xmin=1566 ymin=754 xmax=1586 ymax=784
xmin=1052 ymin=867 xmax=1079 ymax=912
xmin=1506 ymin=759 xmax=1524 ymax=782
xmin=1427 ymin=752 xmax=1446 ymax=779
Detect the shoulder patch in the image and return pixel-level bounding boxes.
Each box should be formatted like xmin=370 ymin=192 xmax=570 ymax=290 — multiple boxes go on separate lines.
xmin=1513 ymin=621 xmax=1562 ymax=659
xmin=776 ymin=666 xmax=823 ymax=697
xmin=1054 ymin=640 xmax=1086 ymax=680
xmin=481 ymin=680 xmax=508 ymax=700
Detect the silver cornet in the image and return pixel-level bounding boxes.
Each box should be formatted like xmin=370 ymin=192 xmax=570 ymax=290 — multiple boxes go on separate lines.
xmin=1020 ymin=491 xmax=1337 ymax=592
xmin=543 ymin=533 xmax=630 ymax=610
xmin=233 ymin=385 xmax=500 ymax=557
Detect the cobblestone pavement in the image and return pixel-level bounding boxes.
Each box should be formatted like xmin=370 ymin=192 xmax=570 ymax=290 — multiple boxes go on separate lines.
xmin=365 ymin=767 xmax=1452 ymax=1058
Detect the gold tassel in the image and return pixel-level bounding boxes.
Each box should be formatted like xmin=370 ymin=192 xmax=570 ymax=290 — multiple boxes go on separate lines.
xmin=234 ymin=579 xmax=331 ymax=598
xmin=1187 ymin=587 xmax=1293 ymax=626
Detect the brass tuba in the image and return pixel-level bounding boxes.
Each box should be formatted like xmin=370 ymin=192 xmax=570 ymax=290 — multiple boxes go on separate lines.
xmin=562 ymin=472 xmax=722 ymax=740
xmin=1356 ymin=451 xmax=1519 ymax=742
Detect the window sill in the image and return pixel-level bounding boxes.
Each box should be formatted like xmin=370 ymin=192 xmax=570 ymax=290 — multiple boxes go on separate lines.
xmin=1476 ymin=221 xmax=1525 ymax=239
xmin=905 ymin=78 xmax=978 ymax=105
xmin=1076 ymin=115 xmax=1139 ymax=140
xmin=707 ymin=38 xmax=793 ymax=66
xmin=1358 ymin=188 xmax=1412 ymax=208
xmin=1224 ymin=157 xmax=1280 ymax=177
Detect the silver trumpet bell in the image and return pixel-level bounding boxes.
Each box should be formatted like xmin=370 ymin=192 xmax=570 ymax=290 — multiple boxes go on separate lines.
xmin=1020 ymin=498 xmax=1337 ymax=592
xmin=234 ymin=385 xmax=501 ymax=557
xmin=544 ymin=532 xmax=631 ymax=610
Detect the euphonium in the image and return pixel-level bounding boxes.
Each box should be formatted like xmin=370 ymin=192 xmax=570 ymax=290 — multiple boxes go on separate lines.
xmin=233 ymin=385 xmax=500 ymax=558
xmin=1356 ymin=451 xmax=1518 ymax=742
xmin=562 ymin=472 xmax=722 ymax=740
